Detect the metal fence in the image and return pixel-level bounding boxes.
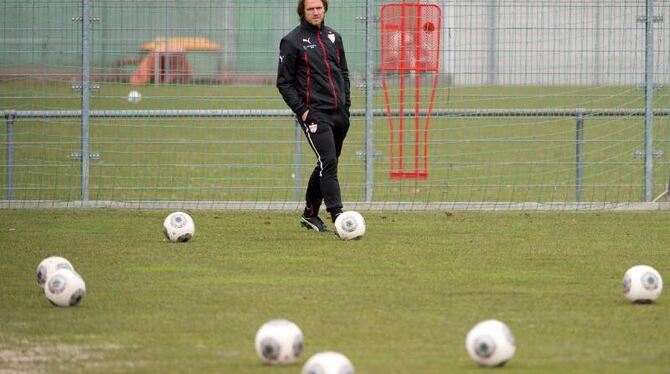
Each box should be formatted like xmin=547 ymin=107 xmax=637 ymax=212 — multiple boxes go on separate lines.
xmin=1 ymin=0 xmax=669 ymax=210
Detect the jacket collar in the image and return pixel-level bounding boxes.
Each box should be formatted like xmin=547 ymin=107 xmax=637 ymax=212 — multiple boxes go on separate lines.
xmin=300 ymin=17 xmax=325 ymax=32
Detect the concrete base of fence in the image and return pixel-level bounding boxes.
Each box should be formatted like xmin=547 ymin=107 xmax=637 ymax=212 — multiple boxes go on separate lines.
xmin=1 ymin=200 xmax=668 ymax=211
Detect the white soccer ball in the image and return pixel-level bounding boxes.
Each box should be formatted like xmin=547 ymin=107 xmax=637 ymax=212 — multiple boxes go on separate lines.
xmin=127 ymin=90 xmax=142 ymax=103
xmin=36 ymin=256 xmax=74 ymax=289
xmin=44 ymin=268 xmax=86 ymax=307
xmin=162 ymin=211 xmax=195 ymax=242
xmin=334 ymin=211 xmax=366 ymax=240
xmin=301 ymin=351 xmax=355 ymax=374
xmin=465 ymin=319 xmax=516 ymax=367
xmin=623 ymin=265 xmax=663 ymax=303
xmin=254 ymin=319 xmax=304 ymax=365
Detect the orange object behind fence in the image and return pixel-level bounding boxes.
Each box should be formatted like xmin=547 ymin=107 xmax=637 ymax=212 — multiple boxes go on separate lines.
xmin=130 ymin=37 xmax=220 ymax=84
xmin=380 ymin=2 xmax=441 ymax=180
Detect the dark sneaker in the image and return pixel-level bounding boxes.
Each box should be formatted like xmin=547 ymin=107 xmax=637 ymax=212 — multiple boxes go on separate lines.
xmin=300 ymin=215 xmax=332 ymax=233
xmin=330 ymin=210 xmax=343 ymax=223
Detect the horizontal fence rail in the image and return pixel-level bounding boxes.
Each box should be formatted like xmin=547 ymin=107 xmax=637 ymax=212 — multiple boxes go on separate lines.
xmin=6 ymin=109 xmax=670 ymax=119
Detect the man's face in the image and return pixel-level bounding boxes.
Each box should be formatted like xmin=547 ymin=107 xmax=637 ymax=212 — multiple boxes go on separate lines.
xmin=304 ymin=0 xmax=325 ymax=27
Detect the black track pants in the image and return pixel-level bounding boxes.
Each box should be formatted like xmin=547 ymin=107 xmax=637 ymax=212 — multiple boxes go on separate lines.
xmin=300 ymin=107 xmax=350 ymax=216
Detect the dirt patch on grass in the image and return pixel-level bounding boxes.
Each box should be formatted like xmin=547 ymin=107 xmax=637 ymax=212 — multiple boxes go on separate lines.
xmin=0 ymin=338 xmax=131 ymax=373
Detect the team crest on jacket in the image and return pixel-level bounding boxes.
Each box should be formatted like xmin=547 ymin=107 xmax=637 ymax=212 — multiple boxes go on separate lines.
xmin=328 ymin=32 xmax=335 ymax=44
xmin=308 ymin=123 xmax=318 ymax=133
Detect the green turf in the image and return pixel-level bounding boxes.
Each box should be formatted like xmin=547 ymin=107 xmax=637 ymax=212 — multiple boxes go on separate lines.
xmin=1 ymin=209 xmax=668 ymax=372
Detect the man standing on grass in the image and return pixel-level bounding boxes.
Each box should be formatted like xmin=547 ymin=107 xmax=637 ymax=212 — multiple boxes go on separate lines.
xmin=276 ymin=0 xmax=351 ymax=233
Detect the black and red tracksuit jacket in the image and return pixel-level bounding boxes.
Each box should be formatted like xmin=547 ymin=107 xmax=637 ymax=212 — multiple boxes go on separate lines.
xmin=276 ymin=18 xmax=351 ymax=119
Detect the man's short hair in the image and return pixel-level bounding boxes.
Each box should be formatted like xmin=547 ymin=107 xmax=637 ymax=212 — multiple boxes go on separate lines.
xmin=297 ymin=0 xmax=328 ymax=19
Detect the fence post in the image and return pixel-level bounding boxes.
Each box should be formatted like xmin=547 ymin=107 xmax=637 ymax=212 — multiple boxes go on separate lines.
xmin=487 ymin=0 xmax=498 ymax=86
xmin=4 ymin=111 xmax=14 ymax=200
xmin=80 ymin=0 xmax=92 ymax=205
xmin=365 ymin=0 xmax=374 ymax=202
xmin=575 ymin=112 xmax=584 ymax=202
xmin=643 ymin=0 xmax=655 ymax=201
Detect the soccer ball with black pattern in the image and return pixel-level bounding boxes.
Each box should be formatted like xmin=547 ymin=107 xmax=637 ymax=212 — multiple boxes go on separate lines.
xmin=301 ymin=351 xmax=355 ymax=374
xmin=44 ymin=268 xmax=86 ymax=307
xmin=254 ymin=319 xmax=303 ymax=365
xmin=334 ymin=211 xmax=366 ymax=240
xmin=162 ymin=212 xmax=195 ymax=242
xmin=465 ymin=319 xmax=516 ymax=367
xmin=624 ymin=265 xmax=663 ymax=303
xmin=36 ymin=256 xmax=74 ymax=289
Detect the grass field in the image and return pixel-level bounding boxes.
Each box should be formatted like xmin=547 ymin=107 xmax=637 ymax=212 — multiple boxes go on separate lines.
xmin=1 ymin=209 xmax=669 ymax=373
